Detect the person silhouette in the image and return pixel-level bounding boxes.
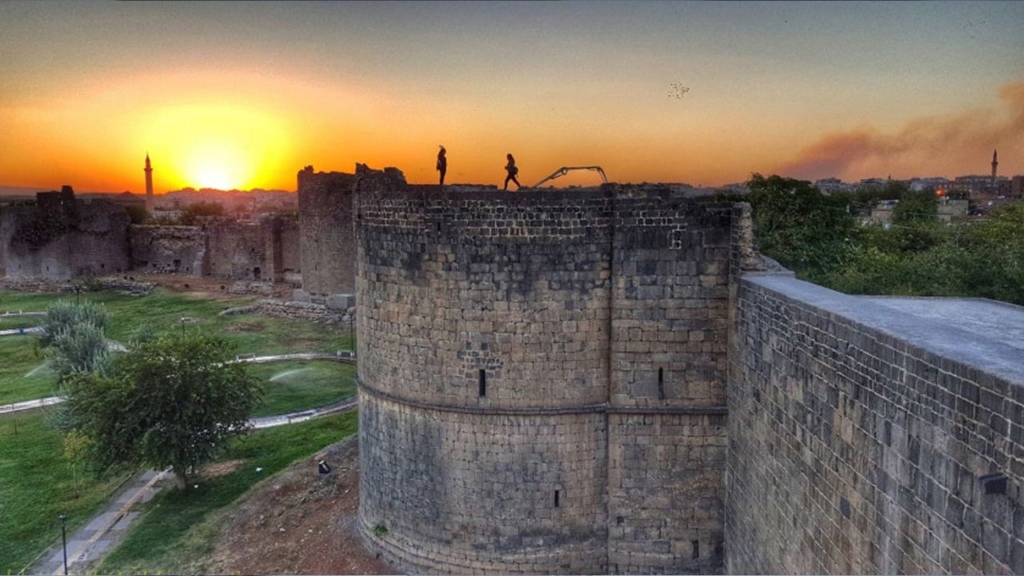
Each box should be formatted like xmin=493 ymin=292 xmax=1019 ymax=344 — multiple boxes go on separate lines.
xmin=437 ymin=146 xmax=447 ymax=187
xmin=504 ymin=153 xmax=521 ymax=191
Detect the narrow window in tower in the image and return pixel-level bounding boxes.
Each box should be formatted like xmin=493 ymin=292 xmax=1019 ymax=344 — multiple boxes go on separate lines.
xmin=657 ymin=368 xmax=665 ymax=400
xmin=692 ymin=539 xmax=699 ymax=559
xmin=479 ymin=369 xmax=486 ymax=397
xmin=554 ymin=490 xmax=560 ymax=507
xmin=437 ymin=222 xmax=442 ymax=232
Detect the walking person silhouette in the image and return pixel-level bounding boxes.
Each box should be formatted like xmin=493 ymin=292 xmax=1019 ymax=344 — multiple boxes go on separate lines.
xmin=503 ymin=153 xmax=521 ymax=191
xmin=437 ymin=146 xmax=447 ymax=187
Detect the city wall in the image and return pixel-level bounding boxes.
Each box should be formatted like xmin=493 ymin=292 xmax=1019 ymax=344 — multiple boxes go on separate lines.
xmin=129 ymin=225 xmax=207 ymax=275
xmin=128 ymin=216 xmax=299 ymax=281
xmin=356 ymin=185 xmax=738 ymax=574
xmin=0 ymin=189 xmax=130 ymax=280
xmin=726 ymin=274 xmax=1024 ymax=574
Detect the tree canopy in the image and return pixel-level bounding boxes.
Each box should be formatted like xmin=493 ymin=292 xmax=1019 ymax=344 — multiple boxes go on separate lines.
xmin=64 ymin=333 xmax=263 ymax=488
xmin=745 ymin=174 xmax=1024 ymax=306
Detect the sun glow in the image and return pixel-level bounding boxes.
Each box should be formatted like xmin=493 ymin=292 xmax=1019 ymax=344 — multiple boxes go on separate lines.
xmin=141 ymin=102 xmax=294 ymax=191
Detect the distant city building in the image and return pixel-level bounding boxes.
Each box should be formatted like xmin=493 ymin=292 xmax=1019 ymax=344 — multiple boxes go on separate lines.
xmin=1012 ymin=175 xmax=1024 ymax=199
xmin=937 ymin=198 xmax=969 ymax=223
xmin=859 ymin=177 xmax=887 ymax=188
xmin=813 ymin=178 xmax=855 ymax=194
xmin=908 ymin=177 xmax=950 ymax=192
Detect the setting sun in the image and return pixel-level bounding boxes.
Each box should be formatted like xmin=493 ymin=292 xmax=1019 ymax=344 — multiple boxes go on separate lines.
xmin=194 ymin=167 xmax=233 ymax=190
xmin=140 ymin=101 xmax=294 ymax=191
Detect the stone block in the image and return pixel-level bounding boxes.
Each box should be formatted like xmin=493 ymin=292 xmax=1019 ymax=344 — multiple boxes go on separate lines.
xmin=326 ymin=293 xmax=355 ymax=310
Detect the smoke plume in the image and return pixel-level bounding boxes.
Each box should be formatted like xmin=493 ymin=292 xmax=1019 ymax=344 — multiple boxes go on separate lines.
xmin=778 ymin=81 xmax=1024 ymax=181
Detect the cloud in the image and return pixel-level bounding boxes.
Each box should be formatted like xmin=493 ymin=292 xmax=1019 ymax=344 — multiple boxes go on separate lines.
xmin=778 ymin=81 xmax=1024 ymax=181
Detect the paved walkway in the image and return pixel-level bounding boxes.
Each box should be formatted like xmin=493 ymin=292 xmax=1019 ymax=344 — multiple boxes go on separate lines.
xmin=0 ymin=326 xmax=44 ymax=337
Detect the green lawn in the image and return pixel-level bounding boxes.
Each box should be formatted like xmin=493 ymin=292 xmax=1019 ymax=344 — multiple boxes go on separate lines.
xmin=249 ymin=360 xmax=357 ymax=417
xmin=0 ymin=338 xmax=56 ymax=405
xmin=0 ymin=288 xmax=360 ymax=573
xmin=0 ymin=316 xmax=42 ymax=330
xmin=98 ymin=411 xmax=358 ymax=574
xmin=0 ymin=288 xmax=356 ymax=405
xmin=0 ymin=411 xmax=132 ymax=573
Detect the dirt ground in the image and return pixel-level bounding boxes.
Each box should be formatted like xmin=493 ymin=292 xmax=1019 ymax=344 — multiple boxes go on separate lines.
xmin=193 ymin=437 xmax=394 ymax=575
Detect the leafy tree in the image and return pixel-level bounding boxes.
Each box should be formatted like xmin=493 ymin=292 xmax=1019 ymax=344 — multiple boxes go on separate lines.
xmin=63 ymin=429 xmax=92 ymax=496
xmin=41 ymin=299 xmax=108 ymax=346
xmin=746 ymin=173 xmax=858 ymax=281
xmin=178 ymin=201 xmax=226 ymax=225
xmin=124 ymin=204 xmax=149 ymax=225
xmin=64 ymin=333 xmax=263 ymax=488
xmin=47 ymin=321 xmax=110 ymax=380
xmin=891 ymin=188 xmax=938 ymax=225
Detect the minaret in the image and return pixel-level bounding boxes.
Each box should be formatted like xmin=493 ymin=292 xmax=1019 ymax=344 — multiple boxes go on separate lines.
xmin=991 ymin=149 xmax=998 ymax=189
xmin=144 ymin=153 xmax=153 ymax=213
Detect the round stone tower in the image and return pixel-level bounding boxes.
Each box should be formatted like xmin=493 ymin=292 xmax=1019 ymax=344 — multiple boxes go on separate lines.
xmin=356 ymin=186 xmax=738 ymax=574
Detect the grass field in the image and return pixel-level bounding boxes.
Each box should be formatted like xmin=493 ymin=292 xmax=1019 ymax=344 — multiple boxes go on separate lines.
xmin=97 ymin=411 xmax=359 ymax=574
xmin=0 ymin=338 xmax=55 ymax=405
xmin=0 ymin=288 xmax=356 ymax=405
xmin=0 ymin=411 xmax=132 ymax=573
xmin=0 ymin=287 xmax=360 ymax=573
xmin=249 ymin=360 xmax=357 ymax=417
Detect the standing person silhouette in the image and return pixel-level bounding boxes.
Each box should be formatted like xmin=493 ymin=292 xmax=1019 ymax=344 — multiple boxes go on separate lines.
xmin=436 ymin=146 xmax=447 ymax=187
xmin=504 ymin=153 xmax=521 ymax=191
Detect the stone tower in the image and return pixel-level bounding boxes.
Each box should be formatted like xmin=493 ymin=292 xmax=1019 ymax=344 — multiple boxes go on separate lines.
xmin=992 ymin=149 xmax=998 ymax=189
xmin=356 ymin=185 xmax=739 ymax=574
xmin=144 ymin=153 xmax=154 ymax=213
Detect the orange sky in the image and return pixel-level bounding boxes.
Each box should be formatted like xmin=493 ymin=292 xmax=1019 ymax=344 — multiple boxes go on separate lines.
xmin=1 ymin=2 xmax=1022 ymax=193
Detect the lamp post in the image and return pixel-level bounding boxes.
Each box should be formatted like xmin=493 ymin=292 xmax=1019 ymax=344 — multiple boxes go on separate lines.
xmin=59 ymin=513 xmax=68 ymax=575
xmin=179 ymin=317 xmax=186 ymax=337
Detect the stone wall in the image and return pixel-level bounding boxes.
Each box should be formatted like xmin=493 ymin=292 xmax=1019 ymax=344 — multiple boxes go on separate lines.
xmin=129 ymin=225 xmax=207 ymax=275
xmin=356 ymin=185 xmax=740 ymax=574
xmin=0 ymin=189 xmax=131 ymax=280
xmin=206 ymin=219 xmax=266 ymax=280
xmin=297 ymin=167 xmax=357 ymax=298
xmin=130 ymin=217 xmax=298 ymax=281
xmin=726 ymin=274 xmax=1024 ymax=574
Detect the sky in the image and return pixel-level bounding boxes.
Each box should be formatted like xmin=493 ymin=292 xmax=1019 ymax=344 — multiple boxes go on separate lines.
xmin=1 ymin=1 xmax=1022 ymax=193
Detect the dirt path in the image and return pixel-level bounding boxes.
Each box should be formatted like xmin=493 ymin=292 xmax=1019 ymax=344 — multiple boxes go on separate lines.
xmin=188 ymin=437 xmax=393 ymax=575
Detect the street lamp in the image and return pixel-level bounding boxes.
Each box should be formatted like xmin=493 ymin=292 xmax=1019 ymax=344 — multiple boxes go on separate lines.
xmin=59 ymin=513 xmax=68 ymax=575
xmin=179 ymin=317 xmax=186 ymax=337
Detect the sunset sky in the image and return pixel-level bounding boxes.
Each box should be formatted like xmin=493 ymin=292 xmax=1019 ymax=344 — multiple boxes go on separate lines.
xmin=1 ymin=1 xmax=1022 ymax=193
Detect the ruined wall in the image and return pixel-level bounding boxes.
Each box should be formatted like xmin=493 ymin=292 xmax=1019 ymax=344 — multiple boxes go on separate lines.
xmin=129 ymin=225 xmax=207 ymax=275
xmin=262 ymin=216 xmax=300 ymax=282
xmin=357 ymin=186 xmax=738 ymax=574
xmin=205 ymin=219 xmax=266 ymax=280
xmin=298 ymin=164 xmax=405 ymax=299
xmin=0 ymin=190 xmax=130 ymax=280
xmin=298 ymin=167 xmax=357 ymax=297
xmin=726 ymin=275 xmax=1024 ymax=574
xmin=279 ymin=217 xmax=300 ymax=273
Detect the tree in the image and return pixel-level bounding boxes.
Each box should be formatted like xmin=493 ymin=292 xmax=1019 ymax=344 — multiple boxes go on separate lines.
xmin=124 ymin=204 xmax=149 ymax=225
xmin=178 ymin=201 xmax=226 ymax=225
xmin=746 ymin=174 xmax=858 ymax=281
xmin=47 ymin=321 xmax=110 ymax=380
xmin=64 ymin=333 xmax=263 ymax=489
xmin=41 ymin=299 xmax=108 ymax=347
